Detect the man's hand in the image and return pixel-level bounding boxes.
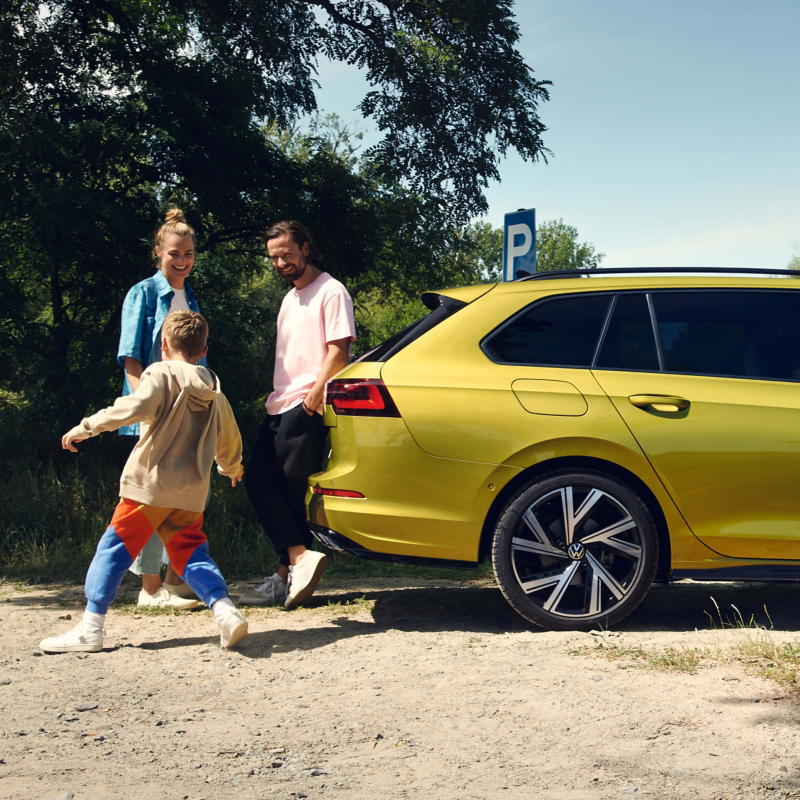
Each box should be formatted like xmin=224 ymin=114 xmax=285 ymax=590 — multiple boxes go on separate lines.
xmin=302 ymin=388 xmax=322 ymax=415
xmin=230 ymin=465 xmax=244 ymax=487
xmin=62 ymin=431 xmax=83 ymax=453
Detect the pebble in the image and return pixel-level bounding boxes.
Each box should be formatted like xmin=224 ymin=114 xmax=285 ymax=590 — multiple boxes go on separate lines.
xmin=0 ymin=678 xmax=11 ymax=686
xmin=58 ymin=614 xmax=72 ymax=620
xmin=591 ymin=675 xmax=603 ymax=681
xmin=271 ymin=761 xmax=284 ymax=769
xmin=618 ymin=786 xmax=638 ymax=794
xmin=48 ymin=793 xmax=74 ymax=800
xmin=374 ymin=732 xmax=384 ymax=740
xmin=31 ymin=649 xmax=43 ymax=657
xmin=76 ymin=703 xmax=98 ymax=712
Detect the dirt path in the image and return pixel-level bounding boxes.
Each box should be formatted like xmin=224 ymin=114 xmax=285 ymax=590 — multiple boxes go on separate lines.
xmin=2 ymin=576 xmax=800 ymax=800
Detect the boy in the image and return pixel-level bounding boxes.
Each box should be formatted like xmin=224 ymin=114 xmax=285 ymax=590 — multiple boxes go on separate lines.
xmin=40 ymin=310 xmax=248 ymax=652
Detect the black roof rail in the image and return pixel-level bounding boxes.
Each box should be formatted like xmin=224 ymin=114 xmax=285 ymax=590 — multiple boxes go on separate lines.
xmin=517 ymin=267 xmax=800 ymax=281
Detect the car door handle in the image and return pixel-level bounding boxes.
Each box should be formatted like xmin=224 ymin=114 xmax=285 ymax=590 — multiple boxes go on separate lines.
xmin=629 ymin=395 xmax=690 ymax=412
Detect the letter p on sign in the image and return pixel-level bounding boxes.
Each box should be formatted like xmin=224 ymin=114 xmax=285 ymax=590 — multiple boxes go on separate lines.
xmin=502 ymin=208 xmax=536 ymax=281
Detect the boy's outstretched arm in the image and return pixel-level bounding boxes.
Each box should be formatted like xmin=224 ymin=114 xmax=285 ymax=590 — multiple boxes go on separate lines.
xmin=60 ymin=375 xmax=163 ymax=453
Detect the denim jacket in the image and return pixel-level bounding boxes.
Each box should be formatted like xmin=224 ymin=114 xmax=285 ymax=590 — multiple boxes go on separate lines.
xmin=117 ymin=270 xmax=205 ymax=435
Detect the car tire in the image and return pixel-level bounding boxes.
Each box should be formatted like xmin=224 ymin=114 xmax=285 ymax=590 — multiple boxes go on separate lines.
xmin=491 ymin=468 xmax=658 ymax=631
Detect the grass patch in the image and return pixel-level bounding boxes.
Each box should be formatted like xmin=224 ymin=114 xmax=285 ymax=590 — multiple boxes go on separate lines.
xmin=112 ymin=603 xmax=197 ymax=617
xmin=322 ymin=595 xmax=375 ymax=614
xmin=0 ymin=452 xmax=492 ymax=585
xmin=577 ymin=597 xmax=800 ymax=690
xmin=578 ymin=639 xmax=708 ymax=673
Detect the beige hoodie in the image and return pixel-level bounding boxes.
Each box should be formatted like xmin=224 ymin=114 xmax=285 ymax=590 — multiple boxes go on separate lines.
xmin=66 ymin=361 xmax=242 ymax=512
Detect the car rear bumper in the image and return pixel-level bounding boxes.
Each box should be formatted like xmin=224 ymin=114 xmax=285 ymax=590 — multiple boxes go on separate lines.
xmin=309 ymin=522 xmax=478 ymax=570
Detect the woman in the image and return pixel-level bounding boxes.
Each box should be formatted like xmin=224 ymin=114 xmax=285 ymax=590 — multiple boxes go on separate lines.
xmin=117 ymin=207 xmax=205 ymax=608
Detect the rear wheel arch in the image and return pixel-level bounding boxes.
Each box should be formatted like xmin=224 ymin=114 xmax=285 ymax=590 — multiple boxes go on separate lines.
xmin=479 ymin=456 xmax=671 ymax=581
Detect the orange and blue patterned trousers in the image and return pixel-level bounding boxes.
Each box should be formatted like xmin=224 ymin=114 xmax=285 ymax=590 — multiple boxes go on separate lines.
xmin=85 ymin=499 xmax=228 ymax=614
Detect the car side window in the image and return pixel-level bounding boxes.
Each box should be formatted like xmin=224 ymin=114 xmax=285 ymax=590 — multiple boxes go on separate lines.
xmin=652 ymin=290 xmax=800 ymax=381
xmin=595 ymin=293 xmax=660 ymax=372
xmin=483 ymin=294 xmax=611 ymax=367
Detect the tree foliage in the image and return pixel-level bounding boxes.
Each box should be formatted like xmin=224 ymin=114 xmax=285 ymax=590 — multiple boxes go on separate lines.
xmin=0 ymin=0 xmax=551 ymax=451
xmin=535 ymin=218 xmax=605 ymax=272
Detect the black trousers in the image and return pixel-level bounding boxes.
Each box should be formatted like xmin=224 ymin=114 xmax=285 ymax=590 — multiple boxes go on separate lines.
xmin=245 ymin=405 xmax=327 ymax=567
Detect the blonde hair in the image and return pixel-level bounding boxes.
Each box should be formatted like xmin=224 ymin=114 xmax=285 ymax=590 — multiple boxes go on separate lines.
xmin=162 ymin=310 xmax=208 ymax=360
xmin=154 ymin=207 xmax=195 ymax=258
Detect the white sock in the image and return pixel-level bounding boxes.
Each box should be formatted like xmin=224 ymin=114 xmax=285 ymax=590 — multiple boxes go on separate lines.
xmin=212 ymin=596 xmax=236 ymax=625
xmin=82 ymin=610 xmax=106 ymax=634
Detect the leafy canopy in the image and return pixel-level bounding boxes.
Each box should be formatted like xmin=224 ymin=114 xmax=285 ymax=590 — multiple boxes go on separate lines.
xmin=0 ymin=0 xmax=551 ymax=449
xmin=535 ymin=219 xmax=605 ymax=272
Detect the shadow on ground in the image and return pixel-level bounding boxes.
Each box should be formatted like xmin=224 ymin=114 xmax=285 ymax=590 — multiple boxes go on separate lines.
xmin=10 ymin=579 xmax=800 ymax=641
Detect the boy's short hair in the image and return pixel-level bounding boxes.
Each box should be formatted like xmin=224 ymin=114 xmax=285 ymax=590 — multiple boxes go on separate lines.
xmin=162 ymin=310 xmax=208 ymax=359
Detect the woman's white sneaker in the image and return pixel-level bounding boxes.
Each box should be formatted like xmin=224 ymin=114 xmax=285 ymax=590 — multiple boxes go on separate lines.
xmin=40 ymin=622 xmax=104 ymax=653
xmin=137 ymin=587 xmax=199 ymax=610
xmin=163 ymin=581 xmax=199 ymax=600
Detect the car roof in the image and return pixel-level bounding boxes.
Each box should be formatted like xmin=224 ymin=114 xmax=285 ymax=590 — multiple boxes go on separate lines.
xmin=493 ymin=267 xmax=800 ymax=295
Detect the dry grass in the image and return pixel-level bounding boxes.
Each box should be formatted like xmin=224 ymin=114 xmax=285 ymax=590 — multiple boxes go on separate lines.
xmin=576 ymin=597 xmax=800 ymax=690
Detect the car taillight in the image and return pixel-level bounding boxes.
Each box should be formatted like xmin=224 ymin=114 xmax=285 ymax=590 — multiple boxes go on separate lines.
xmin=326 ymin=378 xmax=401 ymax=417
xmin=312 ymin=487 xmax=365 ymax=498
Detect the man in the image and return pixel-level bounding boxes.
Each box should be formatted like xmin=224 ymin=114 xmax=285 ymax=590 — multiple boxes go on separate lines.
xmin=242 ymin=220 xmax=355 ymax=608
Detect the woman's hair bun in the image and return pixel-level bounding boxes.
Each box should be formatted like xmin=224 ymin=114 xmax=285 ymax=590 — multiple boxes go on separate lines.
xmin=164 ymin=207 xmax=186 ymax=224
xmin=153 ymin=207 xmax=195 ymax=258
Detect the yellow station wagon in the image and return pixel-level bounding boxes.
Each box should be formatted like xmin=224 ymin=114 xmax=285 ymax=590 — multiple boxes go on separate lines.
xmin=307 ymin=268 xmax=800 ymax=630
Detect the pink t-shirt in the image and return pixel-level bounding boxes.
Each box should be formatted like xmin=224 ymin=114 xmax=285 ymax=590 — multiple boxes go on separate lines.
xmin=266 ymin=272 xmax=356 ymax=415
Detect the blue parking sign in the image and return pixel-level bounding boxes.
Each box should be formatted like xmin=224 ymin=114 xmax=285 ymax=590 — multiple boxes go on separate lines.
xmin=502 ymin=208 xmax=536 ymax=281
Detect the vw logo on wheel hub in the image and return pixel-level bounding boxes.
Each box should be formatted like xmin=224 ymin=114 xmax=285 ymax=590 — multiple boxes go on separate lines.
xmin=567 ymin=542 xmax=585 ymax=560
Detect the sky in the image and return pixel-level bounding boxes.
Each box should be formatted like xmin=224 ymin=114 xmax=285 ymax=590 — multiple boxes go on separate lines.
xmin=311 ymin=0 xmax=800 ymax=269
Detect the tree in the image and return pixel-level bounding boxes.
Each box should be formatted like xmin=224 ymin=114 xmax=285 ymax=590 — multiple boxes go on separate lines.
xmin=0 ymin=0 xmax=551 ymax=449
xmin=788 ymin=239 xmax=800 ymax=271
xmin=535 ymin=219 xmax=605 ymax=272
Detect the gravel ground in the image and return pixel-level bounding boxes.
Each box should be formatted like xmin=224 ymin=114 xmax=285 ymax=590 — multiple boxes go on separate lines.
xmin=3 ymin=576 xmax=800 ymax=800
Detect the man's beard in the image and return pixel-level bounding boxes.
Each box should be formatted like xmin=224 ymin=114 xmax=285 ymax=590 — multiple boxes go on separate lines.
xmin=279 ymin=262 xmax=307 ymax=284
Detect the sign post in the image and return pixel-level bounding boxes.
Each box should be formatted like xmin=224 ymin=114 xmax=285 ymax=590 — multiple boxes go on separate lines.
xmin=502 ymin=208 xmax=536 ymax=281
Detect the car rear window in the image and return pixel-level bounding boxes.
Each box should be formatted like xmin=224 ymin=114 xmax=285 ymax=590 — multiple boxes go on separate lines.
xmin=355 ymin=294 xmax=467 ymax=363
xmin=482 ymin=294 xmax=611 ymax=367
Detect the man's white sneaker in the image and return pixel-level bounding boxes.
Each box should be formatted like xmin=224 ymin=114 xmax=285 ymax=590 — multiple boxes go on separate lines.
xmin=217 ymin=606 xmax=248 ymax=649
xmin=285 ymin=551 xmax=328 ymax=609
xmin=137 ymin=587 xmax=199 ymax=610
xmin=239 ymin=573 xmax=287 ymax=606
xmin=40 ymin=622 xmax=104 ymax=653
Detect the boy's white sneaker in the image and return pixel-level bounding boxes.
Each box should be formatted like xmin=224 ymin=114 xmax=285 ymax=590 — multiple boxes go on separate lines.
xmin=40 ymin=622 xmax=104 ymax=653
xmin=239 ymin=573 xmax=287 ymax=606
xmin=217 ymin=606 xmax=248 ymax=649
xmin=285 ymin=551 xmax=328 ymax=609
xmin=137 ymin=587 xmax=199 ymax=610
